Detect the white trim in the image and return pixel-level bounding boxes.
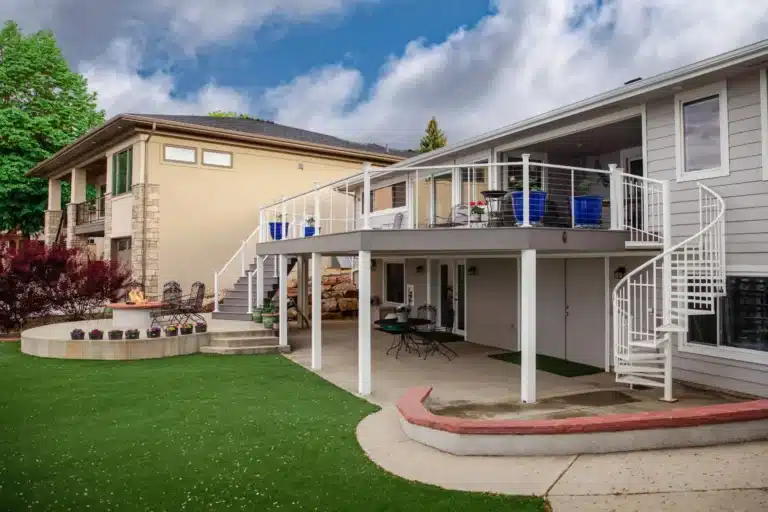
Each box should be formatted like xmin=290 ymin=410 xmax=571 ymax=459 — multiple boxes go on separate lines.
xmin=674 ymin=82 xmax=730 ymax=182
xmin=727 ymin=264 xmax=768 ymax=275
xmin=760 ymin=68 xmax=768 ymax=181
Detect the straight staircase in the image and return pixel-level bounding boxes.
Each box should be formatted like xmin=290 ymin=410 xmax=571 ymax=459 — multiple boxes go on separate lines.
xmin=613 ymin=184 xmax=726 ymax=400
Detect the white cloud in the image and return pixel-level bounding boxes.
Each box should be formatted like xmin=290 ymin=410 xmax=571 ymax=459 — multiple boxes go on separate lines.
xmin=261 ymin=0 xmax=768 ymax=148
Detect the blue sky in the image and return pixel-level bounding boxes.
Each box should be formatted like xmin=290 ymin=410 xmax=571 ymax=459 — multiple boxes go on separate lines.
xmin=3 ymin=0 xmax=768 ymax=148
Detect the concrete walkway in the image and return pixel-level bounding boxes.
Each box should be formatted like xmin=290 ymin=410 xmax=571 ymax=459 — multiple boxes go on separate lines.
xmin=357 ymin=407 xmax=768 ymax=511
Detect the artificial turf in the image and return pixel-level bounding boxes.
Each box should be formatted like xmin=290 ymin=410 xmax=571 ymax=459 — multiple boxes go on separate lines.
xmin=0 ymin=343 xmax=546 ymax=511
xmin=488 ymin=351 xmax=603 ymax=377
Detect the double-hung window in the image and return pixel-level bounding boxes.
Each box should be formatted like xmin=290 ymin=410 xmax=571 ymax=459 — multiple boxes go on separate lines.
xmin=675 ymin=82 xmax=730 ymax=181
xmin=112 ymin=147 xmax=133 ymax=196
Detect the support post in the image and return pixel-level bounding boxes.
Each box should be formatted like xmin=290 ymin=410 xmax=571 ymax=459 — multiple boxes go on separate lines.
xmin=357 ymin=250 xmax=372 ymax=395
xmin=362 ymin=163 xmax=372 ymax=230
xmin=660 ymin=180 xmax=676 ymax=402
xmin=311 ymin=252 xmax=323 ymax=370
xmin=520 ymin=249 xmax=537 ymax=403
xmin=609 ymin=164 xmax=623 ymax=230
xmin=522 ymin=154 xmax=531 ymax=227
xmin=604 ymin=256 xmax=611 ymax=372
xmin=213 ymin=271 xmax=219 ymax=313
xmin=259 ymin=208 xmax=266 ymax=243
xmin=281 ymin=196 xmax=287 ymax=240
xmin=426 ymin=258 xmax=432 ymax=306
xmin=313 ymin=182 xmax=320 ymax=236
xmin=256 ymin=256 xmax=265 ymax=310
xmin=279 ymin=254 xmax=288 ymax=347
xmin=247 ymin=271 xmax=254 ymax=314
xmin=240 ymin=240 xmax=246 ymax=277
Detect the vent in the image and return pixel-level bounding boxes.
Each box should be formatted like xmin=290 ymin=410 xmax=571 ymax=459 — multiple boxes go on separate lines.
xmin=624 ymin=77 xmax=642 ymax=85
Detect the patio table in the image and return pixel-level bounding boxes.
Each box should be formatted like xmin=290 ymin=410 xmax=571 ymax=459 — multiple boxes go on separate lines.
xmin=374 ymin=318 xmax=432 ymax=359
xmin=481 ymin=190 xmax=507 ymax=227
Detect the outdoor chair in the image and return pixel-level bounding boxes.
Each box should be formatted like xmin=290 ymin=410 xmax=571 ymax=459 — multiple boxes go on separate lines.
xmin=178 ymin=281 xmax=206 ymax=324
xmin=430 ymin=204 xmax=468 ymax=227
xmin=415 ymin=304 xmax=437 ymax=331
xmin=376 ymin=212 xmax=404 ymax=230
xmin=150 ymin=281 xmax=183 ymax=326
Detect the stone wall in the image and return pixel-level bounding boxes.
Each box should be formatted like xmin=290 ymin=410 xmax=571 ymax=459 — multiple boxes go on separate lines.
xmin=288 ymin=267 xmax=358 ymax=319
xmin=65 ymin=203 xmax=77 ymax=249
xmin=43 ymin=210 xmax=62 ymax=246
xmin=103 ymin=194 xmax=112 ymax=261
xmin=131 ymin=184 xmax=161 ymax=297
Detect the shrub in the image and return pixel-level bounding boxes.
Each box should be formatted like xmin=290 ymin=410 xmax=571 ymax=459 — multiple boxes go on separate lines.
xmin=51 ymin=254 xmax=132 ymax=321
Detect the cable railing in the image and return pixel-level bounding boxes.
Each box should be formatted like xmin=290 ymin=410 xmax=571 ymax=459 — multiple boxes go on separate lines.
xmin=259 ymin=156 xmax=667 ymax=245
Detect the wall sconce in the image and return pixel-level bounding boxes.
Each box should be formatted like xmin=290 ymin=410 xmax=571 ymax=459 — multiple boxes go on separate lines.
xmin=613 ymin=266 xmax=626 ymax=280
xmin=415 ymin=265 xmax=424 ymax=274
xmin=371 ymin=259 xmax=377 ymax=272
xmin=468 ymin=266 xmax=478 ymax=276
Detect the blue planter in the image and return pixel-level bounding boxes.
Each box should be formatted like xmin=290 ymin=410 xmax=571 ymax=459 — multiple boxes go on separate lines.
xmin=304 ymin=226 xmax=316 ymax=237
xmin=268 ymin=222 xmax=290 ymax=240
xmin=511 ymin=191 xmax=547 ymax=224
xmin=570 ymin=195 xmax=603 ymax=227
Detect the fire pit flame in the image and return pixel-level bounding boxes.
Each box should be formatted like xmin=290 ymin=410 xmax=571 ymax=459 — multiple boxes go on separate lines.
xmin=127 ymin=288 xmax=148 ymax=306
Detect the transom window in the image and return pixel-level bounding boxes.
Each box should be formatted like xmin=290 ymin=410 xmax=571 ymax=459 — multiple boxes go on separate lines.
xmin=112 ymin=147 xmax=133 ymax=196
xmin=675 ymin=83 xmax=729 ymax=181
xmin=370 ymin=182 xmax=406 ymax=212
xmin=164 ymin=145 xmax=196 ymax=164
xmin=384 ymin=262 xmax=405 ymax=304
xmin=202 ymin=149 xmax=232 ymax=168
xmin=688 ymin=276 xmax=768 ymax=354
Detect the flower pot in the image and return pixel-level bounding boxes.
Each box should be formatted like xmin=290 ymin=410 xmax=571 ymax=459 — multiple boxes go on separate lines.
xmin=180 ymin=326 xmax=193 ymax=335
xmin=471 ymin=213 xmax=482 ymax=222
xmin=304 ymin=226 xmax=316 ymax=237
xmin=262 ymin=313 xmax=276 ymax=330
xmin=89 ymin=331 xmax=103 ymax=340
xmin=125 ymin=330 xmax=140 ymax=340
xmin=165 ymin=328 xmax=178 ymax=337
xmin=195 ymin=324 xmax=207 ymax=333
xmin=108 ymin=330 xmax=123 ymax=340
xmin=511 ymin=191 xmax=547 ymax=225
xmin=396 ymin=311 xmax=408 ymax=323
xmin=268 ymin=222 xmax=290 ymax=241
xmin=252 ymin=309 xmax=263 ymax=323
xmin=146 ymin=329 xmax=161 ymax=339
xmin=570 ymin=195 xmax=603 ymax=228
xmin=70 ymin=330 xmax=85 ymax=340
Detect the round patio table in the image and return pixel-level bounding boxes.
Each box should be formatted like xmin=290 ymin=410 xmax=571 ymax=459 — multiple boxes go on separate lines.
xmin=374 ymin=318 xmax=432 ymax=359
xmin=481 ymin=190 xmax=507 ymax=227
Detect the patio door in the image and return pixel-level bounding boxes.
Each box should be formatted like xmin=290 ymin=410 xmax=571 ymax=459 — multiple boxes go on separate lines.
xmin=438 ymin=260 xmax=466 ymax=335
xmin=455 ymin=261 xmax=466 ymax=336
xmin=498 ymin=151 xmax=548 ymax=191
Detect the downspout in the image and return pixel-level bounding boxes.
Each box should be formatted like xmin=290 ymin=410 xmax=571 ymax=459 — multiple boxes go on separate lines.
xmin=142 ymin=122 xmax=157 ymax=293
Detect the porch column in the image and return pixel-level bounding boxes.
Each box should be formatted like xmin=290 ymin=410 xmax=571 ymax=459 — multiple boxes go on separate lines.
xmin=520 ymin=249 xmax=537 ymax=403
xmin=279 ymin=254 xmax=288 ymax=347
xmin=358 ymin=250 xmax=372 ymax=395
xmin=66 ymin=168 xmax=87 ymax=249
xmin=426 ymin=259 xmax=432 ymax=306
xmin=44 ymin=178 xmax=63 ymax=247
xmin=256 ymin=255 xmax=265 ymax=309
xmin=311 ymin=252 xmax=323 ymax=370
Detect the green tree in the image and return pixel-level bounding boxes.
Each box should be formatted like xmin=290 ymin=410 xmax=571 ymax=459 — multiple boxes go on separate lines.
xmin=0 ymin=21 xmax=104 ymax=235
xmin=208 ymin=110 xmax=254 ymax=119
xmin=419 ymin=117 xmax=447 ymax=153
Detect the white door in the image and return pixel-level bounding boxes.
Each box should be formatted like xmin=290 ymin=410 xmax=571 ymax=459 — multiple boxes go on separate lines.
xmin=565 ymin=258 xmax=606 ymax=367
xmin=536 ymin=259 xmax=566 ymax=359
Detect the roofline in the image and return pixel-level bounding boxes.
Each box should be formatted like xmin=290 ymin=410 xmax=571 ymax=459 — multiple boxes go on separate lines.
xmin=392 ymin=38 xmax=768 ymax=169
xmin=27 ymin=114 xmax=405 ymax=177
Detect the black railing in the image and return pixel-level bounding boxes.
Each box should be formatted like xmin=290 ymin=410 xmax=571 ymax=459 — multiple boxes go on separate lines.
xmin=75 ymin=197 xmax=105 ymax=225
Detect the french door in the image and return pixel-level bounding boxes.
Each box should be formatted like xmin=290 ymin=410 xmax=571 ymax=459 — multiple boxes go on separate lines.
xmin=438 ymin=260 xmax=466 ymax=335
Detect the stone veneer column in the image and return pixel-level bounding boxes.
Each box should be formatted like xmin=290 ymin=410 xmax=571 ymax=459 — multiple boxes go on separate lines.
xmin=65 ymin=203 xmax=77 ymax=249
xmin=131 ymin=184 xmax=160 ymax=298
xmin=43 ymin=210 xmax=63 ymax=246
xmin=103 ymin=194 xmax=112 ymax=262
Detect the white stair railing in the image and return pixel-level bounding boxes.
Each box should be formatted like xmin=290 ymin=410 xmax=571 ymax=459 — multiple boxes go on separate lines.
xmin=613 ymin=183 xmax=725 ymax=400
xmin=213 ymin=224 xmax=262 ymax=313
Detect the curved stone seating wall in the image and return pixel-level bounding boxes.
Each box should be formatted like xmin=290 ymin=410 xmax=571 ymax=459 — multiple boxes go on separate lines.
xmin=397 ymin=387 xmax=768 ymax=456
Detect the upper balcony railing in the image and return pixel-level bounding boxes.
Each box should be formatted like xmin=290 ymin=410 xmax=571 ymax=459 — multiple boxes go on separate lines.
xmin=75 ymin=197 xmax=106 ymax=225
xmin=259 ymin=155 xmax=668 ymax=246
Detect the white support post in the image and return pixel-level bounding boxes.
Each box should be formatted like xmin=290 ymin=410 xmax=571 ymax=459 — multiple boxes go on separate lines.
xmin=414 ymin=170 xmax=420 ymax=229
xmin=345 ymin=180 xmax=350 ymax=232
xmin=357 ymin=250 xmax=372 ymax=395
xmin=279 ymin=254 xmax=288 ymax=346
xmin=660 ymin=179 xmax=676 ymax=403
xmin=609 ymin=164 xmax=623 ymax=230
xmin=292 ymin=199 xmax=298 ymax=238
xmin=213 ymin=271 xmax=220 ymax=313
xmin=256 ymin=256 xmax=265 ymax=310
xmin=407 ymin=172 xmax=415 ymax=229
xmin=281 ymin=196 xmax=287 ymax=240
xmin=522 ymin=154 xmax=531 ymax=227
xmin=426 ymin=258 xmax=432 ymax=306
xmin=259 ymin=208 xmax=266 ymax=242
xmin=313 ymin=183 xmax=320 ymax=236
xmin=604 ymin=256 xmax=610 ymax=372
xmin=240 ymin=240 xmax=246 ymax=277
xmin=520 ymin=249 xmax=537 ymax=403
xmin=363 ymin=163 xmax=372 ymax=230
xmin=247 ymin=270 xmax=254 ymax=315
xmin=311 ymin=252 xmax=323 ymax=370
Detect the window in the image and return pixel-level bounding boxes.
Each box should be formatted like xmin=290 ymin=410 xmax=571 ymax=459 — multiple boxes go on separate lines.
xmin=163 ymin=145 xmax=196 ymax=164
xmin=384 ymin=262 xmax=405 ymax=303
xmin=111 ymin=147 xmax=133 ymax=196
xmin=688 ymin=276 xmax=768 ymax=355
xmin=461 ymin=167 xmax=486 ymax=183
xmin=460 ymin=161 xmax=490 ymax=204
xmin=370 ymin=181 xmax=406 ymax=212
xmin=202 ymin=149 xmax=233 ymax=168
xmin=674 ymin=83 xmax=729 ymax=181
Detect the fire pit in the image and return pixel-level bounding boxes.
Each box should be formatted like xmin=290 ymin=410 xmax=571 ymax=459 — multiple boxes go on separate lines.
xmin=108 ymin=288 xmax=164 ymax=330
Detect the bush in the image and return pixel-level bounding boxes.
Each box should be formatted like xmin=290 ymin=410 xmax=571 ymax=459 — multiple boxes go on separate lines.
xmin=0 ymin=245 xmax=132 ymax=332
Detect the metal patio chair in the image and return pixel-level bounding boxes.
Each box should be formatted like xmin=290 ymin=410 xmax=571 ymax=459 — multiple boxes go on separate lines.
xmin=430 ymin=204 xmax=469 ymax=227
xmin=179 ymin=281 xmax=206 ymax=324
xmin=150 ymin=281 xmax=183 ymax=326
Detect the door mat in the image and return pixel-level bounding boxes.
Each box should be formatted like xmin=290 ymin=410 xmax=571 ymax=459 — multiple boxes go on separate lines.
xmin=488 ymin=351 xmax=603 ymax=377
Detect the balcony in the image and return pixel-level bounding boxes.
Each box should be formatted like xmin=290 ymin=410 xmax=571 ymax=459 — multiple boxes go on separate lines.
xmin=74 ymin=197 xmax=105 ymax=235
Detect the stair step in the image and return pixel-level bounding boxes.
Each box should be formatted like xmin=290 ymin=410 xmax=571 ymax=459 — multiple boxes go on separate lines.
xmin=211 ymin=312 xmax=255 ymax=321
xmin=656 ymin=323 xmax=687 ymax=333
xmin=200 ymin=345 xmax=290 ymax=355
xmin=616 ymin=352 xmax=665 ymax=362
xmin=625 ymin=241 xmax=663 ymax=250
xmin=209 ymin=328 xmax=273 ymax=339
xmin=629 ymin=337 xmax=667 ymax=348
xmin=616 ymin=375 xmax=665 ymax=388
xmin=209 ymin=336 xmax=279 ymax=348
xmin=615 ymin=363 xmax=665 ymax=374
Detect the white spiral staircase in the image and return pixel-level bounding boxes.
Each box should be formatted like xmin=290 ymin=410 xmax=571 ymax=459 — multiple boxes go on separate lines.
xmin=613 ymin=184 xmax=726 ymax=400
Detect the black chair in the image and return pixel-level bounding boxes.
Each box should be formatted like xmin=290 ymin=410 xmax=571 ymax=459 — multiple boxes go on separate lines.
xmin=151 ymin=281 xmax=183 ymax=326
xmin=179 ymin=281 xmax=206 ymax=324
xmin=430 ymin=204 xmax=468 ymax=227
xmin=415 ymin=304 xmax=437 ymax=331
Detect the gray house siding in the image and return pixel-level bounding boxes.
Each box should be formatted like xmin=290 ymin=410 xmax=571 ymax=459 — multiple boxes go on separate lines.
xmin=466 ymin=258 xmax=518 ymax=351
xmin=646 ymin=69 xmax=768 ymax=398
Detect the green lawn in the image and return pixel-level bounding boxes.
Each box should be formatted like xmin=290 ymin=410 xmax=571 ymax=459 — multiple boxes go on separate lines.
xmin=0 ymin=343 xmax=545 ymax=511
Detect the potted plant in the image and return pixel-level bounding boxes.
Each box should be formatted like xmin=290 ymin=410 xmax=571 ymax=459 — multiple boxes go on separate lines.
xmin=395 ymin=305 xmax=410 ymax=323
xmin=108 ymin=329 xmax=123 ymax=340
xmin=469 ymin=201 xmax=486 ymax=222
xmin=89 ymin=329 xmax=104 ymax=340
xmin=165 ymin=325 xmax=178 ymax=337
xmin=180 ymin=323 xmax=194 ymax=335
xmin=268 ymin=214 xmax=289 ymax=241
xmin=570 ymin=176 xmax=604 ymax=228
xmin=146 ymin=327 xmax=162 ymax=339
xmin=70 ymin=328 xmax=85 ymax=340
xmin=125 ymin=329 xmax=140 ymax=340
xmin=510 ymin=180 xmax=547 ymax=225
xmin=195 ymin=321 xmax=208 ymax=333
xmin=262 ymin=303 xmax=277 ymax=330
xmin=304 ymin=216 xmax=316 ymax=237
xmin=252 ymin=307 xmax=263 ymax=323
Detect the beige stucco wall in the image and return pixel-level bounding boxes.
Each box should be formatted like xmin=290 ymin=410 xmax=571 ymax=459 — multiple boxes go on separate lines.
xmin=148 ymin=135 xmax=375 ymax=292
xmin=110 ymin=194 xmax=133 ymax=237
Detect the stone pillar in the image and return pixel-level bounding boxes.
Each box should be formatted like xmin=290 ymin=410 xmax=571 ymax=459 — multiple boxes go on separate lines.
xmin=103 ymin=194 xmax=112 ymax=262
xmin=43 ymin=210 xmax=62 ymax=246
xmin=65 ymin=203 xmax=77 ymax=249
xmin=131 ymin=184 xmax=160 ymax=298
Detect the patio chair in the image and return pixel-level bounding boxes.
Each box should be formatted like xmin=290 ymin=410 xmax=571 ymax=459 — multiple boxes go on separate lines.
xmin=376 ymin=212 xmax=404 ymax=230
xmin=178 ymin=281 xmax=206 ymax=324
xmin=415 ymin=304 xmax=437 ymax=331
xmin=150 ymin=281 xmax=183 ymax=326
xmin=430 ymin=204 xmax=469 ymax=227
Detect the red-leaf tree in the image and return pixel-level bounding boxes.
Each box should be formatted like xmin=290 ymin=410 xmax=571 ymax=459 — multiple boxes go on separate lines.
xmin=52 ymin=255 xmax=132 ymax=320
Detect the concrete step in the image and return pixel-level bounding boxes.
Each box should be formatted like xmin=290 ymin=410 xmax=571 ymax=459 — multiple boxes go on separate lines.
xmin=200 ymin=345 xmax=290 ymax=355
xmin=211 ymin=311 xmax=254 ymax=321
xmin=210 ymin=327 xmax=273 ymax=339
xmin=209 ymin=336 xmax=279 ymax=348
